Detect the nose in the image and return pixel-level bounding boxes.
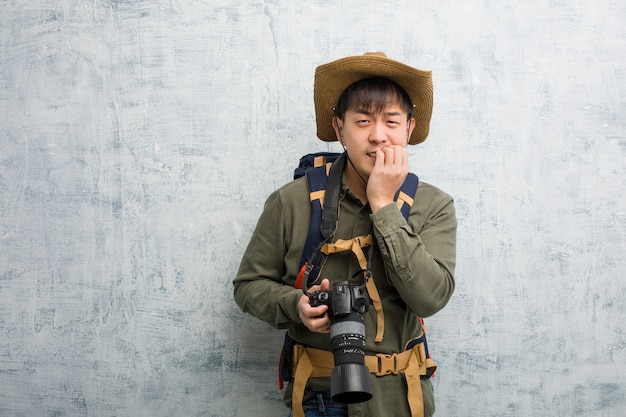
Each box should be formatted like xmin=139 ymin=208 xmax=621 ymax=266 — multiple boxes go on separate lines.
xmin=368 ymin=122 xmax=388 ymax=144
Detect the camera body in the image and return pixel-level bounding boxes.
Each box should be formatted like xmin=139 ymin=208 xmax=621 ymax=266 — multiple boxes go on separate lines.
xmin=308 ymin=281 xmax=373 ymax=404
xmin=309 ymin=280 xmax=369 ymax=316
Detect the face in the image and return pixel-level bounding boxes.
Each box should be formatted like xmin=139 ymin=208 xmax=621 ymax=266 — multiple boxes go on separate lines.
xmin=333 ymin=102 xmax=415 ymax=180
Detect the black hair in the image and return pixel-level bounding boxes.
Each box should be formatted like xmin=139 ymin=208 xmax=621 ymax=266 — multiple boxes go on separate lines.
xmin=334 ymin=77 xmax=413 ymax=120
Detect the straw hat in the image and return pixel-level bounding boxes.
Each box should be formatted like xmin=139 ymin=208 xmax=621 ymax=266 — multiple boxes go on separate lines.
xmin=313 ymin=52 xmax=433 ymax=145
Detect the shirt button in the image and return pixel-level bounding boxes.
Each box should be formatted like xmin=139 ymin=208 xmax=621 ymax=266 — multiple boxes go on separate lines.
xmin=376 ymin=220 xmax=384 ymax=227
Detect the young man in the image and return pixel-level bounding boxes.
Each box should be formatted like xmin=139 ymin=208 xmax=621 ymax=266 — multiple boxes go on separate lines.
xmin=233 ymin=53 xmax=457 ymax=417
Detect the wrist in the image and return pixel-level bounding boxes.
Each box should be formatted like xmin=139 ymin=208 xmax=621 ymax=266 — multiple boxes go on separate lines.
xmin=369 ymin=198 xmax=394 ymax=214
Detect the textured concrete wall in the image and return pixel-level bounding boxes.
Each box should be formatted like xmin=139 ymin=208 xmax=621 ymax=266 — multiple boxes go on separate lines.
xmin=1 ymin=1 xmax=624 ymax=416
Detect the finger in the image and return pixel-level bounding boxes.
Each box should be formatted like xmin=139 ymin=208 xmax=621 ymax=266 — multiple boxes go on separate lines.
xmin=304 ymin=297 xmax=328 ymax=317
xmin=309 ymin=304 xmax=328 ymax=317
xmin=386 ymin=146 xmax=406 ymax=170
xmin=392 ymin=145 xmax=406 ymax=166
xmin=382 ymin=146 xmax=397 ymax=167
xmin=309 ymin=277 xmax=330 ymax=293
xmin=298 ymin=295 xmax=328 ymax=326
xmin=389 ymin=146 xmax=399 ymax=167
xmin=310 ymin=316 xmax=330 ymax=333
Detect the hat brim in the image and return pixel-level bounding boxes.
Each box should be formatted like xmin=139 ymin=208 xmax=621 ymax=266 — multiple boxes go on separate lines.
xmin=314 ymin=53 xmax=433 ymax=145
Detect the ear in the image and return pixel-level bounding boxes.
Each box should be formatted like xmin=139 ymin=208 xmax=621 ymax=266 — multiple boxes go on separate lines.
xmin=332 ymin=117 xmax=344 ymax=144
xmin=406 ymin=117 xmax=416 ymax=143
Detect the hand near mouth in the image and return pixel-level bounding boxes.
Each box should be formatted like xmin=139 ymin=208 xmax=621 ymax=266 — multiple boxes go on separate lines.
xmin=366 ymin=145 xmax=409 ymax=214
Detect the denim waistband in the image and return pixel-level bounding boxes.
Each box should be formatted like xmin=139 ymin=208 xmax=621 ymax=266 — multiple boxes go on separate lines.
xmin=302 ymin=392 xmax=348 ymax=416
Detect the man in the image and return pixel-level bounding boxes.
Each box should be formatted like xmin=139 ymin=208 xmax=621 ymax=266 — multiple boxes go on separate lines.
xmin=233 ymin=52 xmax=456 ymax=417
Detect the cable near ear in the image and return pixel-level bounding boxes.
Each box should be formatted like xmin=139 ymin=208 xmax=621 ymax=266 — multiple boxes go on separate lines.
xmin=333 ymin=114 xmax=344 ymax=144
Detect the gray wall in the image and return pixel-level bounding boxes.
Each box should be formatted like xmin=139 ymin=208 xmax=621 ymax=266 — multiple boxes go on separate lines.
xmin=1 ymin=1 xmax=625 ymax=416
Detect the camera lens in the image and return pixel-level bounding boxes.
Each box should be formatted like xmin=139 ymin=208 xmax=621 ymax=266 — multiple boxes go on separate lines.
xmin=330 ymin=312 xmax=366 ymax=366
xmin=329 ymin=311 xmax=372 ymax=403
xmin=306 ymin=281 xmax=373 ymax=403
xmin=331 ymin=363 xmax=372 ymax=403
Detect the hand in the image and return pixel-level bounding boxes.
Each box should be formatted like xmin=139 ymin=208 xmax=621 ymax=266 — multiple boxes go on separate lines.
xmin=367 ymin=145 xmax=409 ymax=213
xmin=298 ymin=278 xmax=331 ymax=333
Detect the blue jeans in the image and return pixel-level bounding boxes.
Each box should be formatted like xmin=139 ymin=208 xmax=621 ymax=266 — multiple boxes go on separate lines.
xmin=286 ymin=393 xmax=348 ymax=417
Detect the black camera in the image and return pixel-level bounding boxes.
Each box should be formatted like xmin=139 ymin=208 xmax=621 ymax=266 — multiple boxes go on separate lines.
xmin=308 ymin=280 xmax=372 ymax=403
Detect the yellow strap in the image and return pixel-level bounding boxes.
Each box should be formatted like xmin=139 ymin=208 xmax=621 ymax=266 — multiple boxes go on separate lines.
xmin=404 ymin=350 xmax=424 ymax=417
xmin=325 ymin=162 xmax=332 ymax=175
xmin=364 ymin=346 xmax=426 ymax=416
xmin=310 ymin=190 xmax=325 ymax=206
xmin=366 ymin=279 xmax=385 ymax=342
xmin=396 ymin=190 xmax=414 ymax=210
xmin=291 ymin=345 xmax=312 ymax=417
xmin=321 ymin=235 xmax=372 ymax=261
xmin=291 ymin=345 xmax=430 ymax=417
xmin=321 ymin=235 xmax=386 ymax=341
xmin=313 ymin=155 xmax=327 ymax=167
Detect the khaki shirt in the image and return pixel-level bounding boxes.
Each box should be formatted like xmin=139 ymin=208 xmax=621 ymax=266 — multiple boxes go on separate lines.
xmin=234 ymin=173 xmax=456 ymax=417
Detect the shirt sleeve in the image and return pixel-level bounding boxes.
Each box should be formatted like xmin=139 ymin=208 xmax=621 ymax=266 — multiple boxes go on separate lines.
xmin=370 ymin=186 xmax=457 ymax=317
xmin=232 ymin=188 xmax=303 ymax=329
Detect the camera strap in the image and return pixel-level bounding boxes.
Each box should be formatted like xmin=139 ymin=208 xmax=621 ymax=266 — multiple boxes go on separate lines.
xmin=318 ymin=152 xmax=384 ymax=341
xmin=320 ymin=152 xmax=344 ymax=239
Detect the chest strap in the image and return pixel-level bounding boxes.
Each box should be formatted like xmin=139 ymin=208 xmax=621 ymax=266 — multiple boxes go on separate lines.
xmin=290 ymin=342 xmax=435 ymax=417
xmin=321 ymin=235 xmax=385 ymax=342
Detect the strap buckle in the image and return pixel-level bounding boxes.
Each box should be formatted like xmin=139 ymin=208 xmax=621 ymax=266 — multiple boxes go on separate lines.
xmin=375 ymin=353 xmax=398 ymax=376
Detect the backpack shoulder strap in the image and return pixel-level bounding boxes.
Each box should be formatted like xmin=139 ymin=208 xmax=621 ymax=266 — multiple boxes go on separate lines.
xmin=293 ymin=152 xmax=340 ymax=180
xmin=294 ymin=152 xmax=419 ymax=289
xmin=396 ymin=173 xmax=419 ymax=219
xmin=293 ymin=153 xmax=341 ymax=289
